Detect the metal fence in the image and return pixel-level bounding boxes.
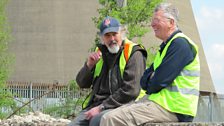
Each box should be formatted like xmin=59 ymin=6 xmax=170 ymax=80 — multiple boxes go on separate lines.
xmin=4 ymin=81 xmax=85 ymax=116
xmin=3 ymin=82 xmax=224 ymax=122
xmin=194 ymin=93 xmax=224 ymax=122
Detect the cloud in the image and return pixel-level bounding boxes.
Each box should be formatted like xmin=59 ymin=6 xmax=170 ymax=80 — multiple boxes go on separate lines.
xmin=206 ymin=43 xmax=224 ymax=93
xmin=207 ymin=43 xmax=224 ymax=75
xmin=191 ymin=1 xmax=224 ymax=93
xmin=196 ymin=5 xmax=224 ymax=80
xmin=211 ymin=44 xmax=224 ymax=58
xmin=196 ymin=6 xmax=224 ymax=77
xmin=201 ymin=6 xmax=223 ymax=19
xmin=195 ymin=5 xmax=224 ymax=32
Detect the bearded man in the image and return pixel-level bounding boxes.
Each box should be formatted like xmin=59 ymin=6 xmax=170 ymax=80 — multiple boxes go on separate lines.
xmin=68 ymin=16 xmax=147 ymax=126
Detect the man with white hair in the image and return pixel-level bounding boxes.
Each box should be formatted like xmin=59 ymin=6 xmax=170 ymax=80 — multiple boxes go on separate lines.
xmin=100 ymin=3 xmax=200 ymax=126
xmin=68 ymin=16 xmax=147 ymax=126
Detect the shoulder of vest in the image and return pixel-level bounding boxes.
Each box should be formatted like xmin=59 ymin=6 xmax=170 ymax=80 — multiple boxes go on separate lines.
xmin=131 ymin=45 xmax=147 ymax=58
xmin=123 ymin=40 xmax=147 ymax=62
xmin=172 ymin=33 xmax=198 ymax=51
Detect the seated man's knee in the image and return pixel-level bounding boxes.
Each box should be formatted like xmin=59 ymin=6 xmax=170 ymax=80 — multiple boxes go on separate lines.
xmin=101 ymin=112 xmax=112 ymax=122
xmin=102 ymin=111 xmax=119 ymax=122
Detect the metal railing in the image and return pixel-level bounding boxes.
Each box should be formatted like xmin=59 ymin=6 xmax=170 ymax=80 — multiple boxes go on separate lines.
xmin=4 ymin=81 xmax=84 ymax=116
xmin=194 ymin=93 xmax=224 ymax=122
xmin=3 ymin=81 xmax=224 ymax=122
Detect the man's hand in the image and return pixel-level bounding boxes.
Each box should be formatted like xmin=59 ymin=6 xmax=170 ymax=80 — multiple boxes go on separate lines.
xmin=84 ymin=106 xmax=101 ymax=120
xmin=86 ymin=51 xmax=102 ymax=70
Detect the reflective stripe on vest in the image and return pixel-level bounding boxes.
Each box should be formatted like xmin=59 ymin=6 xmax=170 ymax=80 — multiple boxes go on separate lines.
xmin=180 ymin=69 xmax=200 ymax=77
xmin=149 ymin=32 xmax=200 ymax=116
xmin=166 ymin=85 xmax=199 ymax=96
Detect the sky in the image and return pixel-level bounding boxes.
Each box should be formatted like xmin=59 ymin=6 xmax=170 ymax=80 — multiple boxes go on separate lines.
xmin=191 ymin=0 xmax=224 ymax=94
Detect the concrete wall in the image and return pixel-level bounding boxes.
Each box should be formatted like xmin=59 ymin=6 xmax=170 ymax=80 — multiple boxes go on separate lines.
xmin=6 ymin=0 xmax=215 ymax=92
xmin=6 ymin=0 xmax=99 ymax=84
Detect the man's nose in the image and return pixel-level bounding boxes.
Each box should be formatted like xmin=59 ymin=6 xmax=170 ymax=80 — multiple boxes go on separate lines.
xmin=109 ymin=35 xmax=115 ymax=40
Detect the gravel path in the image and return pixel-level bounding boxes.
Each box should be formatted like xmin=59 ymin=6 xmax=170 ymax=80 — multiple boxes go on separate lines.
xmin=0 ymin=111 xmax=71 ymax=126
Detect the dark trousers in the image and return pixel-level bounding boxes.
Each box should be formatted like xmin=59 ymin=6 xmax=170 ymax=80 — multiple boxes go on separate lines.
xmin=68 ymin=108 xmax=111 ymax=126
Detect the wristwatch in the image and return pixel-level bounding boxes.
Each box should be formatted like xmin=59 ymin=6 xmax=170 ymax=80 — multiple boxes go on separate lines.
xmin=99 ymin=104 xmax=105 ymax=111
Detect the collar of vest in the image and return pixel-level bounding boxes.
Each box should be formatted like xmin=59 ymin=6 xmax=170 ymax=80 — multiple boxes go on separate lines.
xmin=163 ymin=30 xmax=182 ymax=44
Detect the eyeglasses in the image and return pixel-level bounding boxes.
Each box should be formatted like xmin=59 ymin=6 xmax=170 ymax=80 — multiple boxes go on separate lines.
xmin=150 ymin=17 xmax=173 ymax=25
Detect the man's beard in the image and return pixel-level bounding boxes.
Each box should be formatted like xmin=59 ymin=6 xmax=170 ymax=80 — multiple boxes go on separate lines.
xmin=107 ymin=40 xmax=120 ymax=54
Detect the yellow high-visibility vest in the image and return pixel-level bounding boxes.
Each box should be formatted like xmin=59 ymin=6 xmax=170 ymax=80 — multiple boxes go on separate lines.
xmin=82 ymin=39 xmax=145 ymax=109
xmin=149 ymin=33 xmax=200 ymax=116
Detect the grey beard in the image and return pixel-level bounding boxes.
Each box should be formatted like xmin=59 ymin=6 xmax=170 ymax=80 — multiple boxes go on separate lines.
xmin=107 ymin=44 xmax=120 ymax=54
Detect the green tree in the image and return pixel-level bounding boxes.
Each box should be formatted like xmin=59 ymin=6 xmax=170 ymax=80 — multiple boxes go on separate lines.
xmin=0 ymin=0 xmax=15 ymax=119
xmin=92 ymin=0 xmax=162 ymax=44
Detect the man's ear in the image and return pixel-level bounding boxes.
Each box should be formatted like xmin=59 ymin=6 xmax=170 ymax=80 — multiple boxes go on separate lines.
xmin=170 ymin=18 xmax=175 ymax=26
xmin=168 ymin=18 xmax=175 ymax=29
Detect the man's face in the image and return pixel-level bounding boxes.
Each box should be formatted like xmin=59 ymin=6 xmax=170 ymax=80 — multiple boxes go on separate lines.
xmin=151 ymin=10 xmax=172 ymax=41
xmin=102 ymin=32 xmax=122 ymax=54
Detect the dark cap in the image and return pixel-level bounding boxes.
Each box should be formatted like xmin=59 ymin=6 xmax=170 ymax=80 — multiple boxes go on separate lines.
xmin=100 ymin=16 xmax=121 ymax=35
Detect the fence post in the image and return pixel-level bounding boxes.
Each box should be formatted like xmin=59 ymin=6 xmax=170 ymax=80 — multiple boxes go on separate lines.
xmin=209 ymin=93 xmax=214 ymax=122
xmin=29 ymin=82 xmax=33 ymax=110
